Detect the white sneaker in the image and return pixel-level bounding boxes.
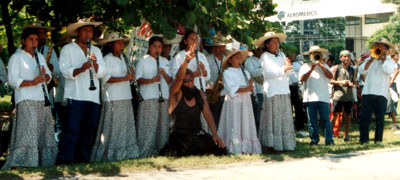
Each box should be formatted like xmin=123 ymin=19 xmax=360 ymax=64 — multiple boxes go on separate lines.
xmin=391 ymin=124 xmax=400 ymax=131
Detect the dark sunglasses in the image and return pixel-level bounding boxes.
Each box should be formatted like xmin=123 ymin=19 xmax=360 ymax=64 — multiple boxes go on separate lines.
xmin=183 ymin=78 xmax=194 ymax=82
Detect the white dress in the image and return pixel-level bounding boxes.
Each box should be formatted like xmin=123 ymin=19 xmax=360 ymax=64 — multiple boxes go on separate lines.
xmin=217 ymin=67 xmax=261 ymax=154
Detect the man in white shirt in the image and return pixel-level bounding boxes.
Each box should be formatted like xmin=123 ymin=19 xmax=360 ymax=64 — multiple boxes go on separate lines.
xmin=57 ymin=18 xmax=105 ymax=164
xmin=358 ymin=38 xmax=396 ymax=144
xmin=299 ymin=45 xmax=334 ymax=146
xmin=244 ymin=47 xmax=263 ymax=131
xmin=205 ymin=34 xmax=231 ymax=126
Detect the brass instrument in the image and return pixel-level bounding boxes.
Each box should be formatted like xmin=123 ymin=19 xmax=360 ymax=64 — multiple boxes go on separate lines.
xmin=310 ymin=52 xmax=323 ymax=64
xmin=208 ymin=73 xmax=224 ymax=104
xmin=370 ymin=46 xmax=384 ymax=59
xmin=34 ymin=48 xmax=52 ymax=107
xmin=44 ymin=45 xmax=58 ymax=90
xmin=253 ymin=76 xmax=264 ymax=85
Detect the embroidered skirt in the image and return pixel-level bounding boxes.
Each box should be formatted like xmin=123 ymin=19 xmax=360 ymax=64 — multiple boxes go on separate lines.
xmin=2 ymin=100 xmax=57 ymax=169
xmin=218 ymin=93 xmax=261 ymax=154
xmin=136 ymin=99 xmax=169 ymax=157
xmin=90 ymin=100 xmax=139 ymax=162
xmin=259 ymin=94 xmax=296 ymax=151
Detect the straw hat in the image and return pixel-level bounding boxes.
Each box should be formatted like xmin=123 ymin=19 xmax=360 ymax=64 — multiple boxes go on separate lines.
xmin=163 ymin=34 xmax=183 ymax=45
xmin=22 ymin=21 xmax=55 ymax=31
xmin=98 ymin=31 xmax=129 ymax=46
xmin=255 ymin=32 xmax=286 ymax=47
xmin=221 ymin=50 xmax=249 ymax=70
xmin=369 ymin=38 xmax=395 ymax=49
xmin=207 ymin=34 xmax=232 ymax=46
xmin=303 ymin=45 xmax=329 ymax=55
xmin=67 ymin=18 xmax=102 ymax=37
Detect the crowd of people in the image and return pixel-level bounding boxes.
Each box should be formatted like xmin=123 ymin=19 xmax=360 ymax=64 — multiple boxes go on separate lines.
xmin=0 ymin=18 xmax=398 ymax=170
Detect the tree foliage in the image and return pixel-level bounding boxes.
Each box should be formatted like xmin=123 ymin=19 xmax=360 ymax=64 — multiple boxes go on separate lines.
xmin=368 ymin=1 xmax=400 ymax=48
xmin=0 ymin=0 xmax=281 ymax=60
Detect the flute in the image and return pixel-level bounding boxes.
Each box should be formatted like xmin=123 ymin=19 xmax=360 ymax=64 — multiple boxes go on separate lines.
xmin=195 ymin=50 xmax=205 ymax=92
xmin=122 ymin=53 xmax=144 ymax=102
xmin=33 ymin=48 xmax=51 ymax=106
xmin=156 ymin=53 xmax=165 ymax=103
xmin=86 ymin=39 xmax=96 ymax=91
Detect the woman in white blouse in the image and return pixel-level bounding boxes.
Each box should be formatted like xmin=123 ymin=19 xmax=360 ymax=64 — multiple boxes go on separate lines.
xmin=135 ymin=36 xmax=172 ymax=157
xmin=217 ymin=50 xmax=262 ymax=154
xmin=2 ymin=28 xmax=57 ymax=169
xmin=257 ymin=32 xmax=296 ymax=152
xmin=90 ymin=31 xmax=139 ymax=162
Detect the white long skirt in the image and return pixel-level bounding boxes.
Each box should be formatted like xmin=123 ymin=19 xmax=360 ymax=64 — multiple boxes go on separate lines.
xmin=217 ymin=93 xmax=261 ymax=154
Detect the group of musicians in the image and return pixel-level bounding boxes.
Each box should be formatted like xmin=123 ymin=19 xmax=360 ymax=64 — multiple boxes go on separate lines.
xmin=0 ymin=18 xmax=396 ymax=169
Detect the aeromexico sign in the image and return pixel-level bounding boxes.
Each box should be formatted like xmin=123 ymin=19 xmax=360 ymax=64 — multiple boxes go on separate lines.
xmin=277 ymin=10 xmax=318 ymax=21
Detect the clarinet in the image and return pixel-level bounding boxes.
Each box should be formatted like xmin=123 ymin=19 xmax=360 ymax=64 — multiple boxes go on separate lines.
xmin=240 ymin=64 xmax=255 ymax=97
xmin=86 ymin=39 xmax=97 ymax=91
xmin=122 ymin=54 xmax=143 ymax=102
xmin=156 ymin=53 xmax=165 ymax=103
xmin=34 ymin=48 xmax=51 ymax=106
xmin=195 ymin=50 xmax=205 ymax=92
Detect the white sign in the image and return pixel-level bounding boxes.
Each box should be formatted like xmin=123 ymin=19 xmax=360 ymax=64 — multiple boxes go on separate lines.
xmin=127 ymin=21 xmax=153 ymax=66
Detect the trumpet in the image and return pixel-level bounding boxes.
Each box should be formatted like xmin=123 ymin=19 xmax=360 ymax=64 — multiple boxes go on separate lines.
xmin=156 ymin=53 xmax=164 ymax=103
xmin=34 ymin=48 xmax=52 ymax=107
xmin=310 ymin=52 xmax=323 ymax=64
xmin=370 ymin=46 xmax=384 ymax=59
xmin=86 ymin=39 xmax=97 ymax=91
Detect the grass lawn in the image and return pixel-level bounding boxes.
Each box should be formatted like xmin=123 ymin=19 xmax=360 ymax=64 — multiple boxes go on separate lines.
xmin=0 ymin=95 xmax=399 ymax=179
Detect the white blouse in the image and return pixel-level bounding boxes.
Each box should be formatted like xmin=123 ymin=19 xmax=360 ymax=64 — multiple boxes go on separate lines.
xmin=8 ymin=50 xmax=52 ymax=104
xmin=171 ymin=50 xmax=210 ymax=91
xmin=102 ymin=53 xmax=132 ymax=102
xmin=260 ymin=51 xmax=290 ymax=97
xmin=135 ymin=54 xmax=171 ymax=100
xmin=59 ymin=42 xmax=106 ymax=104
xmin=223 ymin=67 xmax=251 ymax=98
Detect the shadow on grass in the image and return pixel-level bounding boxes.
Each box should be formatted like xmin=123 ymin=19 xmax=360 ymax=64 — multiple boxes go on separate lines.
xmin=0 ymin=160 xmax=123 ymax=179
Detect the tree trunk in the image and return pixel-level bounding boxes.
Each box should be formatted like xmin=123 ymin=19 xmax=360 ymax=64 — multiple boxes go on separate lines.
xmin=1 ymin=0 xmax=16 ymax=55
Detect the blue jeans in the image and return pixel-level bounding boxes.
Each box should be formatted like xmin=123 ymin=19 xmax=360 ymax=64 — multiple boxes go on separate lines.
xmin=56 ymin=99 xmax=100 ymax=164
xmin=304 ymin=101 xmax=333 ymax=145
xmin=359 ymin=95 xmax=387 ymax=143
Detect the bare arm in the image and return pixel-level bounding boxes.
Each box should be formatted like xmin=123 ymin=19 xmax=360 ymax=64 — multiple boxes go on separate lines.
xmin=300 ymin=64 xmax=316 ymax=82
xmin=200 ymin=91 xmax=225 ymax=148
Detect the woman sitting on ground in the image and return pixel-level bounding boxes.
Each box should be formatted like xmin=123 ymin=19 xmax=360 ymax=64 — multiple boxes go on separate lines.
xmin=160 ymin=44 xmax=226 ymax=157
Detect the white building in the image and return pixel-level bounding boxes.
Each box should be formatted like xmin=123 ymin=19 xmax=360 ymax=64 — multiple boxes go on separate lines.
xmin=267 ymin=0 xmax=397 ymax=56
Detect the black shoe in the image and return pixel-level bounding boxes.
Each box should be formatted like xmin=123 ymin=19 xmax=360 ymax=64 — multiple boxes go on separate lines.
xmin=326 ymin=141 xmax=335 ymax=145
xmin=309 ymin=142 xmax=318 ymax=146
xmin=343 ymin=137 xmax=350 ymax=142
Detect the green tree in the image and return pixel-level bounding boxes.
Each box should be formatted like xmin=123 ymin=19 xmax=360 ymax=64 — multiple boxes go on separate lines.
xmin=367 ymin=1 xmax=400 ymax=47
xmin=1 ymin=0 xmax=281 ymax=59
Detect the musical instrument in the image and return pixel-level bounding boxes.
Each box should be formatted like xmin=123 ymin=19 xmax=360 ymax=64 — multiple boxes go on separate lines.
xmin=208 ymin=73 xmax=224 ymax=104
xmin=310 ymin=52 xmax=323 ymax=64
xmin=122 ymin=54 xmax=143 ymax=102
xmin=86 ymin=39 xmax=97 ymax=91
xmin=156 ymin=53 xmax=164 ymax=102
xmin=253 ymin=76 xmax=264 ymax=85
xmin=240 ymin=64 xmax=255 ymax=97
xmin=34 ymin=48 xmax=51 ymax=106
xmin=370 ymin=46 xmax=384 ymax=59
xmin=195 ymin=50 xmax=205 ymax=92
xmin=44 ymin=45 xmax=58 ymax=90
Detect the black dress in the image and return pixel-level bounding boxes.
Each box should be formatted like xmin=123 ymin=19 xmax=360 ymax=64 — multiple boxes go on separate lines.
xmin=159 ymin=94 xmax=227 ymax=157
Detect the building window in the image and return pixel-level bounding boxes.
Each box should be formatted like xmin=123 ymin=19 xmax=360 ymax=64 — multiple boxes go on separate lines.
xmin=365 ymin=12 xmax=393 ymax=24
xmin=345 ymin=16 xmax=361 ymax=26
